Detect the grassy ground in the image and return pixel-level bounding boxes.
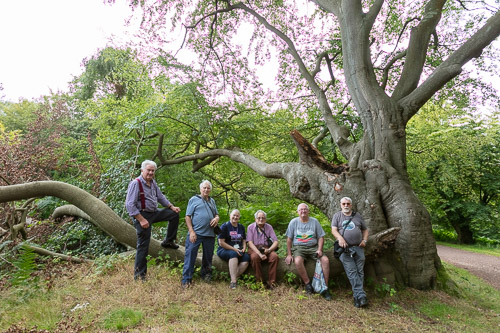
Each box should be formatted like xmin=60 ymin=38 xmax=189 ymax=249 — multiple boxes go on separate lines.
xmin=1 ymin=253 xmax=499 ymax=333
xmin=436 ymin=241 xmax=500 ymax=257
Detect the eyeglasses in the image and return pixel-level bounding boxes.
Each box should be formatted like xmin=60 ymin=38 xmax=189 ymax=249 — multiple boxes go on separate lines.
xmin=257 ymin=217 xmax=266 ymax=220
xmin=341 ymin=202 xmax=351 ymax=206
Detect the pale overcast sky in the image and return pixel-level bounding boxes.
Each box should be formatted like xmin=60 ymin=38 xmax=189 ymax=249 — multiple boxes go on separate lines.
xmin=0 ymin=1 xmax=496 ymax=106
xmin=0 ymin=0 xmax=136 ymax=102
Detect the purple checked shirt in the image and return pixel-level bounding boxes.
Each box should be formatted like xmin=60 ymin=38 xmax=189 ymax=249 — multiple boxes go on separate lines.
xmin=125 ymin=175 xmax=171 ymax=217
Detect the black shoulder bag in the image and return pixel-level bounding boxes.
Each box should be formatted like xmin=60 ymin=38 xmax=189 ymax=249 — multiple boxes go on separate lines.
xmin=258 ymin=226 xmax=278 ymax=252
xmin=197 ymin=195 xmax=221 ymax=235
xmin=333 ymin=212 xmax=355 ymax=259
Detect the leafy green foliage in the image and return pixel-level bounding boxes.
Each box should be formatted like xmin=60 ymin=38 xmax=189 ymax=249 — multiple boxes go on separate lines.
xmin=433 ymin=228 xmax=458 ymax=243
xmin=375 ymin=278 xmax=397 ymax=298
xmin=45 ymin=219 xmax=126 ymax=258
xmin=9 ymin=245 xmax=38 ymax=287
xmin=407 ymin=104 xmax=500 ymax=243
xmin=34 ymin=196 xmax=66 ymax=220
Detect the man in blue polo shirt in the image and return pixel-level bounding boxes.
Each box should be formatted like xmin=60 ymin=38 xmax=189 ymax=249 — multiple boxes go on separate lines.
xmin=126 ymin=160 xmax=181 ymax=280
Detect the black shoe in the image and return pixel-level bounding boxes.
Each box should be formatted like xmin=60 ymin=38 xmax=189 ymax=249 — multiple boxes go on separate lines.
xmin=202 ymin=274 xmax=212 ymax=283
xmin=305 ymin=283 xmax=314 ymax=295
xmin=354 ymin=297 xmax=361 ymax=308
xmin=321 ymin=289 xmax=332 ymax=301
xmin=359 ymin=296 xmax=368 ymax=307
xmin=161 ymin=241 xmax=179 ymax=249
xmin=181 ymin=280 xmax=192 ymax=289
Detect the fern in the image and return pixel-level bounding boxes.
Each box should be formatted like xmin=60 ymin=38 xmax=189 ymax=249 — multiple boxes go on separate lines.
xmin=10 ymin=244 xmax=37 ymax=287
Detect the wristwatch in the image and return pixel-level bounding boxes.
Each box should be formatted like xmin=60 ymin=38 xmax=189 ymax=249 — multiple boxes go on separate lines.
xmin=362 ymin=239 xmax=367 ymax=244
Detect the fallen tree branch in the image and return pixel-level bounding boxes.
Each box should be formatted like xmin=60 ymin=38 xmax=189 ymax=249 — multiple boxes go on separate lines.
xmin=23 ymin=243 xmax=91 ymax=263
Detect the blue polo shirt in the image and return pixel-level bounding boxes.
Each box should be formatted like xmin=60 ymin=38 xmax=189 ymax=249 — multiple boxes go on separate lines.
xmin=185 ymin=195 xmax=219 ymax=237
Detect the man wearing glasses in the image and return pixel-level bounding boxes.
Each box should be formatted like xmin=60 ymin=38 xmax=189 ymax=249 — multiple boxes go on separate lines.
xmin=331 ymin=197 xmax=369 ymax=308
xmin=246 ymin=210 xmax=279 ymax=289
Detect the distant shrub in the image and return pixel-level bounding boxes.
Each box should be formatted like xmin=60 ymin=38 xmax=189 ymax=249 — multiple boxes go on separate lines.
xmin=474 ymin=237 xmax=500 ymax=248
xmin=432 ymin=227 xmax=457 ymax=243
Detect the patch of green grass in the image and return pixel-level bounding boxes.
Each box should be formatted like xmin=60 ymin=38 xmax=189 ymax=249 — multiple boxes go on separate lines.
xmin=101 ymin=308 xmax=143 ymax=330
xmin=437 ymin=241 xmax=500 ymax=257
xmin=1 ymin=257 xmax=499 ymax=332
xmin=165 ymin=303 xmax=184 ymax=324
xmin=0 ymin=286 xmax=65 ymax=330
xmin=416 ymin=262 xmax=500 ymax=331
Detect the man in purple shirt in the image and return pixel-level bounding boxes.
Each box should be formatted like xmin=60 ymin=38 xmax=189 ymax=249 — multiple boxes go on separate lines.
xmin=126 ymin=160 xmax=181 ymax=280
xmin=246 ymin=210 xmax=279 ymax=289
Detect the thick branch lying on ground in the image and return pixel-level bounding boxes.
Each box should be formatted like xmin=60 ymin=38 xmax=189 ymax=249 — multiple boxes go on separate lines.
xmin=24 ymin=243 xmax=91 ymax=263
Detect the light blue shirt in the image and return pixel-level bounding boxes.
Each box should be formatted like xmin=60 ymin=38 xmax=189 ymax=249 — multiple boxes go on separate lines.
xmin=185 ymin=195 xmax=219 ymax=237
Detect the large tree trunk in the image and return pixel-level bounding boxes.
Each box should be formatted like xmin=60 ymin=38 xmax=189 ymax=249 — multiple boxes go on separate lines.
xmin=285 ymin=130 xmax=440 ymax=288
xmin=0 ymin=181 xmax=400 ymax=283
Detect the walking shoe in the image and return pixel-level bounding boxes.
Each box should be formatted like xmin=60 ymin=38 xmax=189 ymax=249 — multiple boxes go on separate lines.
xmin=305 ymin=282 xmax=314 ymax=295
xmin=354 ymin=297 xmax=360 ymax=308
xmin=202 ymin=274 xmax=212 ymax=283
xmin=229 ymin=282 xmax=237 ymax=289
xmin=358 ymin=296 xmax=368 ymax=308
xmin=181 ymin=282 xmax=191 ymax=289
xmin=321 ymin=289 xmax=332 ymax=301
xmin=161 ymin=241 xmax=179 ymax=249
xmin=266 ymin=282 xmax=278 ymax=290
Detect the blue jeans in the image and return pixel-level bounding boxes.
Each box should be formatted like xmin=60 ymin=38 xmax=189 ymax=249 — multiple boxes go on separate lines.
xmin=339 ymin=246 xmax=366 ymax=299
xmin=133 ymin=208 xmax=179 ymax=280
xmin=182 ymin=234 xmax=215 ymax=284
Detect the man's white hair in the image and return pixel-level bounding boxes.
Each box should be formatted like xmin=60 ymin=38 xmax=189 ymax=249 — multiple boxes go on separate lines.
xmin=340 ymin=197 xmax=352 ymax=204
xmin=254 ymin=210 xmax=267 ymax=219
xmin=141 ymin=160 xmax=157 ymax=170
xmin=297 ymin=203 xmax=309 ymax=210
xmin=199 ymin=180 xmax=212 ymax=190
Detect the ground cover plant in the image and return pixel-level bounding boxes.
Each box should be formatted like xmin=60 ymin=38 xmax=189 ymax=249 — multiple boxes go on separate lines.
xmin=0 ymin=253 xmax=498 ymax=332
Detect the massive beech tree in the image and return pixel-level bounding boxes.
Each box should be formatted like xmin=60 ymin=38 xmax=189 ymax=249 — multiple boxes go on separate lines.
xmin=122 ymin=0 xmax=500 ymax=289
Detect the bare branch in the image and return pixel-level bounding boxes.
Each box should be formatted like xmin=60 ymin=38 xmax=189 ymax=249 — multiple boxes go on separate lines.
xmin=158 ymin=148 xmax=287 ymax=179
xmin=400 ymin=9 xmax=500 ymax=121
xmin=380 ymin=50 xmax=407 ymax=89
xmin=311 ymin=50 xmax=330 ymax=78
xmin=24 ymin=243 xmax=92 ymax=264
xmin=192 ymin=156 xmax=219 ymax=172
xmin=392 ymin=0 xmax=446 ymax=100
xmin=312 ymin=127 xmax=329 ymax=148
xmin=365 ymin=0 xmax=385 ymax=31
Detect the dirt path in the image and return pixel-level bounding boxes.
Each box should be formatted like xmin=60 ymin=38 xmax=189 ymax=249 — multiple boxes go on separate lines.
xmin=437 ymin=245 xmax=500 ymax=290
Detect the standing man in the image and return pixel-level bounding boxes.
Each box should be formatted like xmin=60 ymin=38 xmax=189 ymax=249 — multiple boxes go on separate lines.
xmin=181 ymin=180 xmax=220 ymax=288
xmin=246 ymin=209 xmax=279 ymax=289
xmin=331 ymin=197 xmax=369 ymax=308
xmin=126 ymin=160 xmax=181 ymax=281
xmin=285 ymin=203 xmax=332 ymax=300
